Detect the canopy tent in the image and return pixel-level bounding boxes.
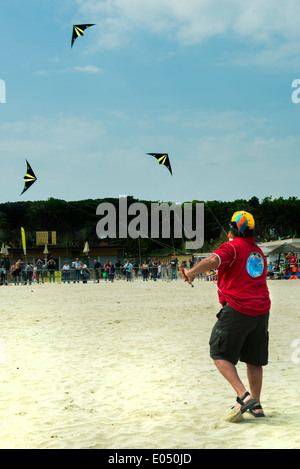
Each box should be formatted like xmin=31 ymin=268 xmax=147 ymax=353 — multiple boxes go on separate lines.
xmin=269 ymin=243 xmax=300 ymax=279
xmin=268 ymin=242 xmax=300 ymax=255
xmin=259 ymin=245 xmax=272 ymax=255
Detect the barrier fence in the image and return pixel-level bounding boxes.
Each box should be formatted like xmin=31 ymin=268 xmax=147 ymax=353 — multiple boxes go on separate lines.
xmin=0 ymin=266 xmax=188 ymax=285
xmin=0 ymin=263 xmax=294 ymax=285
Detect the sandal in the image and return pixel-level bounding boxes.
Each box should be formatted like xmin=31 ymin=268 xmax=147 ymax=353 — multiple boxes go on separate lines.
xmin=248 ymin=404 xmax=265 ymax=417
xmin=236 ymin=392 xmax=258 ymax=414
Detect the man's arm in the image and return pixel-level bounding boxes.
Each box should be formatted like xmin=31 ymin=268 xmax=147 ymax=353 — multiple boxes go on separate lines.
xmin=184 ymin=255 xmax=219 ymax=284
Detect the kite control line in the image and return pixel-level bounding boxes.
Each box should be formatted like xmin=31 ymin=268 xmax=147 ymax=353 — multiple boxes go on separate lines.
xmin=180 ymin=266 xmax=194 ymax=287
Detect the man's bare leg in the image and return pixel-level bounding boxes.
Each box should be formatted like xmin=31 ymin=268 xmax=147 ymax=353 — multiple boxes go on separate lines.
xmin=213 ymin=359 xmax=254 ymax=407
xmin=246 ymin=364 xmax=264 ymax=415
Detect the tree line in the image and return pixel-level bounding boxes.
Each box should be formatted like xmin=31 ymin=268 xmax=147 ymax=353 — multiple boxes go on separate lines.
xmin=0 ymin=195 xmax=299 ymax=257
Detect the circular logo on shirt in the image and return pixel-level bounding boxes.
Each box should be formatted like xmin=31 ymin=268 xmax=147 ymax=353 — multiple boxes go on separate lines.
xmin=247 ymin=252 xmax=264 ymax=278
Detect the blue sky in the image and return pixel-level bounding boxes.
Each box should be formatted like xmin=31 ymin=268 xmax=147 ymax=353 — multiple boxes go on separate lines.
xmin=1 ymin=0 xmax=300 ymax=204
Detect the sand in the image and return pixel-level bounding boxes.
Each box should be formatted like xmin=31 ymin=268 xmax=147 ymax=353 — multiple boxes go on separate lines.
xmin=0 ymin=278 xmax=299 ymax=449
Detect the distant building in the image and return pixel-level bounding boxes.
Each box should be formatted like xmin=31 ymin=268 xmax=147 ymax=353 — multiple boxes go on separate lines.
xmin=3 ymin=243 xmax=125 ymax=270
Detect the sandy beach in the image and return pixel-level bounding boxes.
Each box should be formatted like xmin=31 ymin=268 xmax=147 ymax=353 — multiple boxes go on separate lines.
xmin=0 ymin=278 xmax=299 ymax=449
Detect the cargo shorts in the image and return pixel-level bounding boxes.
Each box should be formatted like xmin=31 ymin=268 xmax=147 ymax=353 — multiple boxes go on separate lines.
xmin=209 ymin=303 xmax=269 ymax=366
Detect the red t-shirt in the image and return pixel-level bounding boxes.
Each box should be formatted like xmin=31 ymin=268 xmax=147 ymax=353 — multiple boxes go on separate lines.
xmin=213 ymin=237 xmax=271 ymax=316
xmin=289 ymin=256 xmax=297 ymax=267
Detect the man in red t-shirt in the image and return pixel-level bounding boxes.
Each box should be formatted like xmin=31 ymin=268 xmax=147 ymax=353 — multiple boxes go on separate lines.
xmin=283 ymin=251 xmax=298 ymax=276
xmin=184 ymin=211 xmax=270 ymax=420
xmin=287 ymin=252 xmax=297 ymax=269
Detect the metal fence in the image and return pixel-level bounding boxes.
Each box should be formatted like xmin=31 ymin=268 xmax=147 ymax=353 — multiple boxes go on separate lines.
xmin=0 ymin=262 xmax=290 ymax=285
xmin=0 ymin=265 xmax=191 ymax=285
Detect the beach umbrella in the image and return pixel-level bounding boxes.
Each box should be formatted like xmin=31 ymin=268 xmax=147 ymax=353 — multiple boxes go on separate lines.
xmin=2 ymin=244 xmax=9 ymax=256
xmin=0 ymin=244 xmax=9 ymax=269
xmin=83 ymin=242 xmax=90 ymax=270
xmin=83 ymin=242 xmax=90 ymax=254
xmin=43 ymin=245 xmax=49 ymax=265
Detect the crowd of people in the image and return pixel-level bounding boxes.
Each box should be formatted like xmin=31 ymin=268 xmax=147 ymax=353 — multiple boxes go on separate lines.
xmin=0 ymin=255 xmax=199 ymax=286
xmin=1 ymin=252 xmax=294 ymax=286
xmin=0 ymin=257 xmax=92 ymax=286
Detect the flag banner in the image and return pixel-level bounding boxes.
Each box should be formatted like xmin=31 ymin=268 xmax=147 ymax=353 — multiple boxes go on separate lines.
xmin=21 ymin=227 xmax=26 ymax=255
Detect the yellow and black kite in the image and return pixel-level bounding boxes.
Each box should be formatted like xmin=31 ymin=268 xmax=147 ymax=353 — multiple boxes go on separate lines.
xmin=21 ymin=159 xmax=37 ymax=195
xmin=71 ymin=24 xmax=95 ymax=47
xmin=147 ymin=153 xmax=173 ymax=175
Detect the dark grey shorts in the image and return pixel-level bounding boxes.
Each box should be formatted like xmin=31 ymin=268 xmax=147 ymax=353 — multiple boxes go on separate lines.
xmin=209 ymin=304 xmax=269 ymax=366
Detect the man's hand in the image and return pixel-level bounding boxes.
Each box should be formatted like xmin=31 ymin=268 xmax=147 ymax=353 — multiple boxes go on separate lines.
xmin=181 ymin=254 xmax=219 ymax=287
xmin=180 ymin=266 xmax=194 ymax=287
xmin=183 ymin=268 xmax=194 ymax=285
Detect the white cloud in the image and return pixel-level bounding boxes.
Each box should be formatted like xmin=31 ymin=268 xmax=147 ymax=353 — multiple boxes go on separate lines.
xmin=1 ymin=108 xmax=299 ymax=202
xmin=73 ymin=65 xmax=102 ymax=73
xmin=74 ymin=0 xmax=300 ymax=66
xmin=35 ymin=70 xmax=48 ymax=76
xmin=35 ymin=65 xmax=102 ymax=75
xmin=0 ymin=116 xmax=106 ymax=169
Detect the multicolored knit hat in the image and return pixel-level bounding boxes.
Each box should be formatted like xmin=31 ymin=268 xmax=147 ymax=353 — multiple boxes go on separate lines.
xmin=230 ymin=211 xmax=255 ymax=237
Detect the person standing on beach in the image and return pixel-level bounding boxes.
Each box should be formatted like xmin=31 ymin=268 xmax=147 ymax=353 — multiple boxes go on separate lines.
xmin=169 ymin=255 xmax=178 ymax=280
xmin=25 ymin=262 xmax=33 ymax=285
xmin=183 ymin=211 xmax=270 ymax=420
xmin=72 ymin=258 xmax=81 ymax=283
xmin=94 ymin=259 xmax=102 ymax=283
xmin=62 ymin=261 xmax=70 ymax=283
xmin=13 ymin=259 xmax=23 ymax=285
xmin=141 ymin=259 xmax=149 ymax=281
xmin=79 ymin=262 xmax=89 ymax=283
xmin=161 ymin=259 xmax=167 ymax=280
xmin=0 ymin=265 xmax=6 ymax=285
xmin=123 ymin=260 xmax=133 ymax=281
xmin=47 ymin=257 xmax=56 ymax=283
xmin=115 ymin=260 xmax=121 ymax=279
xmin=36 ymin=259 xmax=44 ymax=283
xmin=108 ymin=262 xmax=115 ymax=282
xmin=284 ymin=251 xmax=298 ymax=275
xmin=152 ymin=258 xmax=158 ymax=281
